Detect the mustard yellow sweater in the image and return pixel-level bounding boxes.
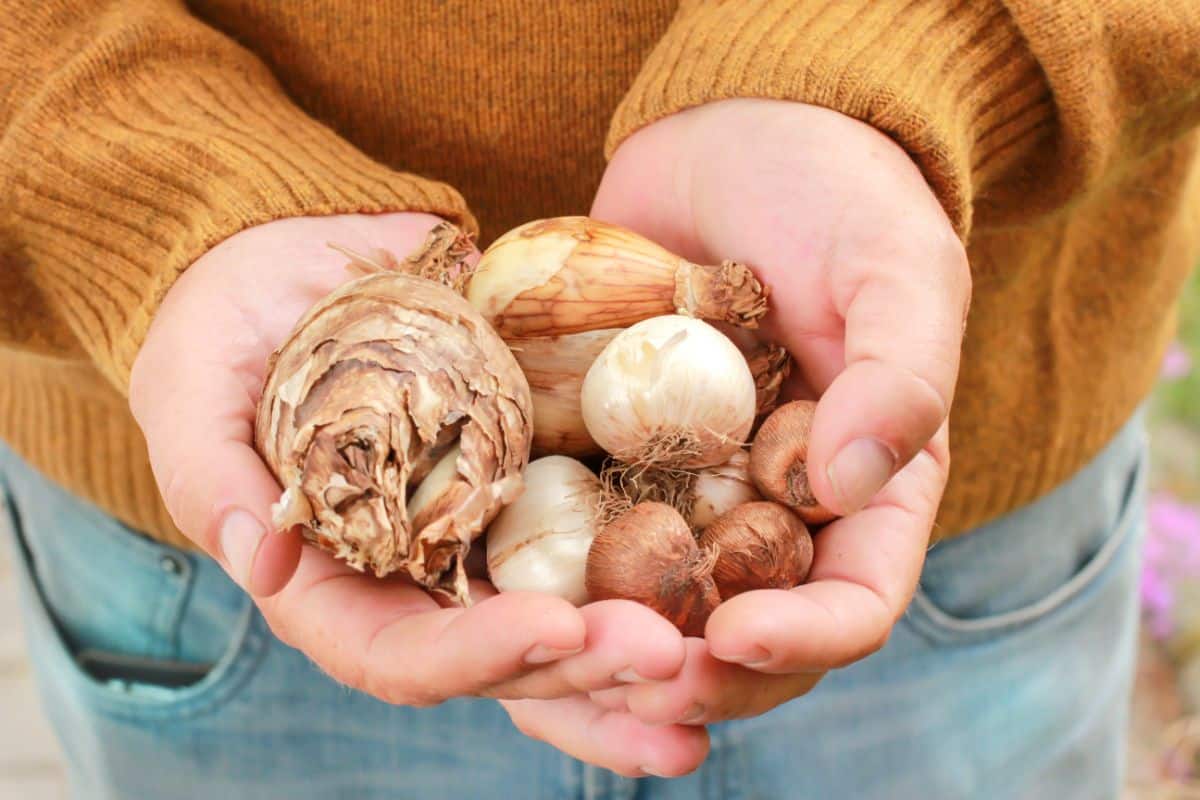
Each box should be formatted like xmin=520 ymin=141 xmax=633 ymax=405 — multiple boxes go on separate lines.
xmin=2 ymin=1 xmax=1199 ymax=550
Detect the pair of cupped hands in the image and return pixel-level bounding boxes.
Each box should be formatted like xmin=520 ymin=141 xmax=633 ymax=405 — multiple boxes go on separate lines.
xmin=129 ymin=99 xmax=969 ymax=777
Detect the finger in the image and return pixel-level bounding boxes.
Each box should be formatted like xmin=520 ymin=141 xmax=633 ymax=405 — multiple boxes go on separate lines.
xmin=589 ymin=685 xmax=631 ymax=713
xmin=706 ymin=427 xmax=948 ymax=672
xmin=619 ymin=639 xmax=821 ymax=726
xmin=805 ymin=228 xmax=968 ymax=515
xmin=481 ymin=600 xmax=686 ymax=700
xmin=258 ymin=554 xmax=588 ymax=705
xmin=502 ymin=696 xmax=710 ymax=779
xmin=130 ymin=323 xmax=302 ymax=597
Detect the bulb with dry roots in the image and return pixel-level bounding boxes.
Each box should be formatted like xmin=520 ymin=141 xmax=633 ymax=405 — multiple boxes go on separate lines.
xmin=254 ymin=235 xmax=533 ymax=606
xmin=468 ymin=216 xmax=769 ymax=338
xmin=698 ymin=501 xmax=814 ymax=598
xmin=581 ymin=315 xmax=757 ymax=470
xmin=586 ymin=502 xmax=721 ymax=636
xmin=749 ymin=400 xmax=838 ymax=526
xmin=598 ymin=449 xmax=761 ymax=533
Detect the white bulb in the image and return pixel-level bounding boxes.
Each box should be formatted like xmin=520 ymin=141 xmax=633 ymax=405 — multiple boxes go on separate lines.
xmin=486 ymin=456 xmax=601 ymax=606
xmin=580 ymin=315 xmax=757 ymax=468
xmin=407 ymin=444 xmax=462 ymax=524
xmin=690 ymin=450 xmax=761 ymax=530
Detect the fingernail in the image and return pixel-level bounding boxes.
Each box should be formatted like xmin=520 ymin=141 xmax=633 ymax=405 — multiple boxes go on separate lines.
xmin=523 ymin=644 xmax=584 ymax=665
xmin=826 ymin=438 xmax=896 ymax=513
xmin=613 ymin=667 xmax=654 ymax=684
xmin=678 ymin=703 xmax=706 ymax=725
xmin=711 ymin=645 xmax=771 ymax=666
xmin=218 ymin=509 xmax=264 ymax=589
xmin=639 ymin=765 xmax=671 ymax=778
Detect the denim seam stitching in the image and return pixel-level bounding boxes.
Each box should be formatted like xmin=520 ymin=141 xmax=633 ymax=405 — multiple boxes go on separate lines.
xmin=150 ymin=555 xmax=195 ymax=661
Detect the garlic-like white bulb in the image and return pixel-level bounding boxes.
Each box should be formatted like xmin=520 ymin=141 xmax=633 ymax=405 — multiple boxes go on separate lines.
xmin=486 ymin=456 xmax=602 ymax=605
xmin=407 ymin=444 xmax=463 ymax=528
xmin=580 ymin=315 xmax=757 ymax=469
xmin=690 ymin=450 xmax=762 ymax=530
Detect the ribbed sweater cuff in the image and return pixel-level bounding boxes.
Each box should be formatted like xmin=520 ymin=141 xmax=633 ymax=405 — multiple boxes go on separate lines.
xmin=608 ymin=0 xmax=1055 ymax=239
xmin=5 ymin=63 xmax=474 ymax=390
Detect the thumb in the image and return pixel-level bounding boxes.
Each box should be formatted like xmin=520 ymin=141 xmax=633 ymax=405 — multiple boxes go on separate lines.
xmin=130 ymin=292 xmax=301 ymax=597
xmin=590 ymin=111 xmax=699 ymax=258
xmin=807 ymin=228 xmax=970 ymax=515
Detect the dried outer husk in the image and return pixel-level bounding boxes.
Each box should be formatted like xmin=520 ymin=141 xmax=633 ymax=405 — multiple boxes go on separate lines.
xmin=507 ymin=328 xmax=621 ymax=457
xmin=743 ymin=341 xmax=792 ymax=425
xmin=468 ymin=216 xmax=768 ymax=338
xmin=329 ymin=221 xmax=477 ymax=293
xmin=719 ymin=324 xmax=793 ymax=428
xmin=749 ymin=400 xmax=838 ymax=526
xmin=254 ymin=271 xmax=533 ymax=606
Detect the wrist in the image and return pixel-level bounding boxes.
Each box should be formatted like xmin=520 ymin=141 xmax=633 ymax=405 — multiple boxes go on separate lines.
xmin=599 ymin=99 xmax=940 ymax=263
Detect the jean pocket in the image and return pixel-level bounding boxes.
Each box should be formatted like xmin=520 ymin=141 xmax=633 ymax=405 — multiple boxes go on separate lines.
xmin=905 ymin=428 xmax=1148 ymax=646
xmin=0 ymin=470 xmax=268 ymax=722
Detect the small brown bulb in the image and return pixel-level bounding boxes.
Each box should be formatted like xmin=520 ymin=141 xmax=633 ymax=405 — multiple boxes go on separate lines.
xmin=586 ymin=502 xmax=721 ymax=636
xmin=749 ymin=400 xmax=838 ymax=525
xmin=698 ymin=502 xmax=813 ymax=598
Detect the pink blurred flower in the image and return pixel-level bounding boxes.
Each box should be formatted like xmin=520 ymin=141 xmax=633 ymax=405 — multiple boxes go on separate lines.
xmin=1161 ymin=341 xmax=1192 ymax=379
xmin=1142 ymin=492 xmax=1200 ymax=639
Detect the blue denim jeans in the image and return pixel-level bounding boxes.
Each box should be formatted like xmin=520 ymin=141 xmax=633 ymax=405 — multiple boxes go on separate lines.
xmin=1 ymin=415 xmax=1147 ymax=800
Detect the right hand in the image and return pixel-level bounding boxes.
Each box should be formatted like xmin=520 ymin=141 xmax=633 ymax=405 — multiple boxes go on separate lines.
xmin=128 ymin=212 xmax=704 ymax=775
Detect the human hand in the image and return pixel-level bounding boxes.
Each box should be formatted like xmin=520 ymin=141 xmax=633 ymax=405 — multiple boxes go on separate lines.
xmin=519 ymin=99 xmax=968 ymax=741
xmin=128 ymin=212 xmax=688 ymax=724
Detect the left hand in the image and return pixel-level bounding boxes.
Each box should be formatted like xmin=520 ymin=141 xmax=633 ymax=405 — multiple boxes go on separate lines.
xmin=129 ymin=212 xmax=703 ymax=778
xmin=505 ymin=97 xmax=967 ymax=760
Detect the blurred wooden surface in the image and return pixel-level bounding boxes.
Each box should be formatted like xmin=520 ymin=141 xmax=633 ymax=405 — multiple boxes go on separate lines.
xmin=0 ymin=538 xmax=68 ymax=799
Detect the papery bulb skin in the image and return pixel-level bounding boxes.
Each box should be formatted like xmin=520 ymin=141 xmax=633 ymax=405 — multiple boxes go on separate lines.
xmin=255 ymin=267 xmax=533 ymax=606
xmin=507 ymin=329 xmax=620 ymax=458
xmin=698 ymin=501 xmax=813 ymax=598
xmin=468 ymin=217 xmax=768 ymax=338
xmin=585 ymin=502 xmax=721 ymax=636
xmin=750 ymin=400 xmax=838 ymax=526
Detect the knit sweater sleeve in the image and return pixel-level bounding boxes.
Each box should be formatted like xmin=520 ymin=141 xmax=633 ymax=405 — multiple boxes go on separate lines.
xmin=0 ymin=1 xmax=476 ymax=389
xmin=608 ymin=0 xmax=1200 ymax=240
